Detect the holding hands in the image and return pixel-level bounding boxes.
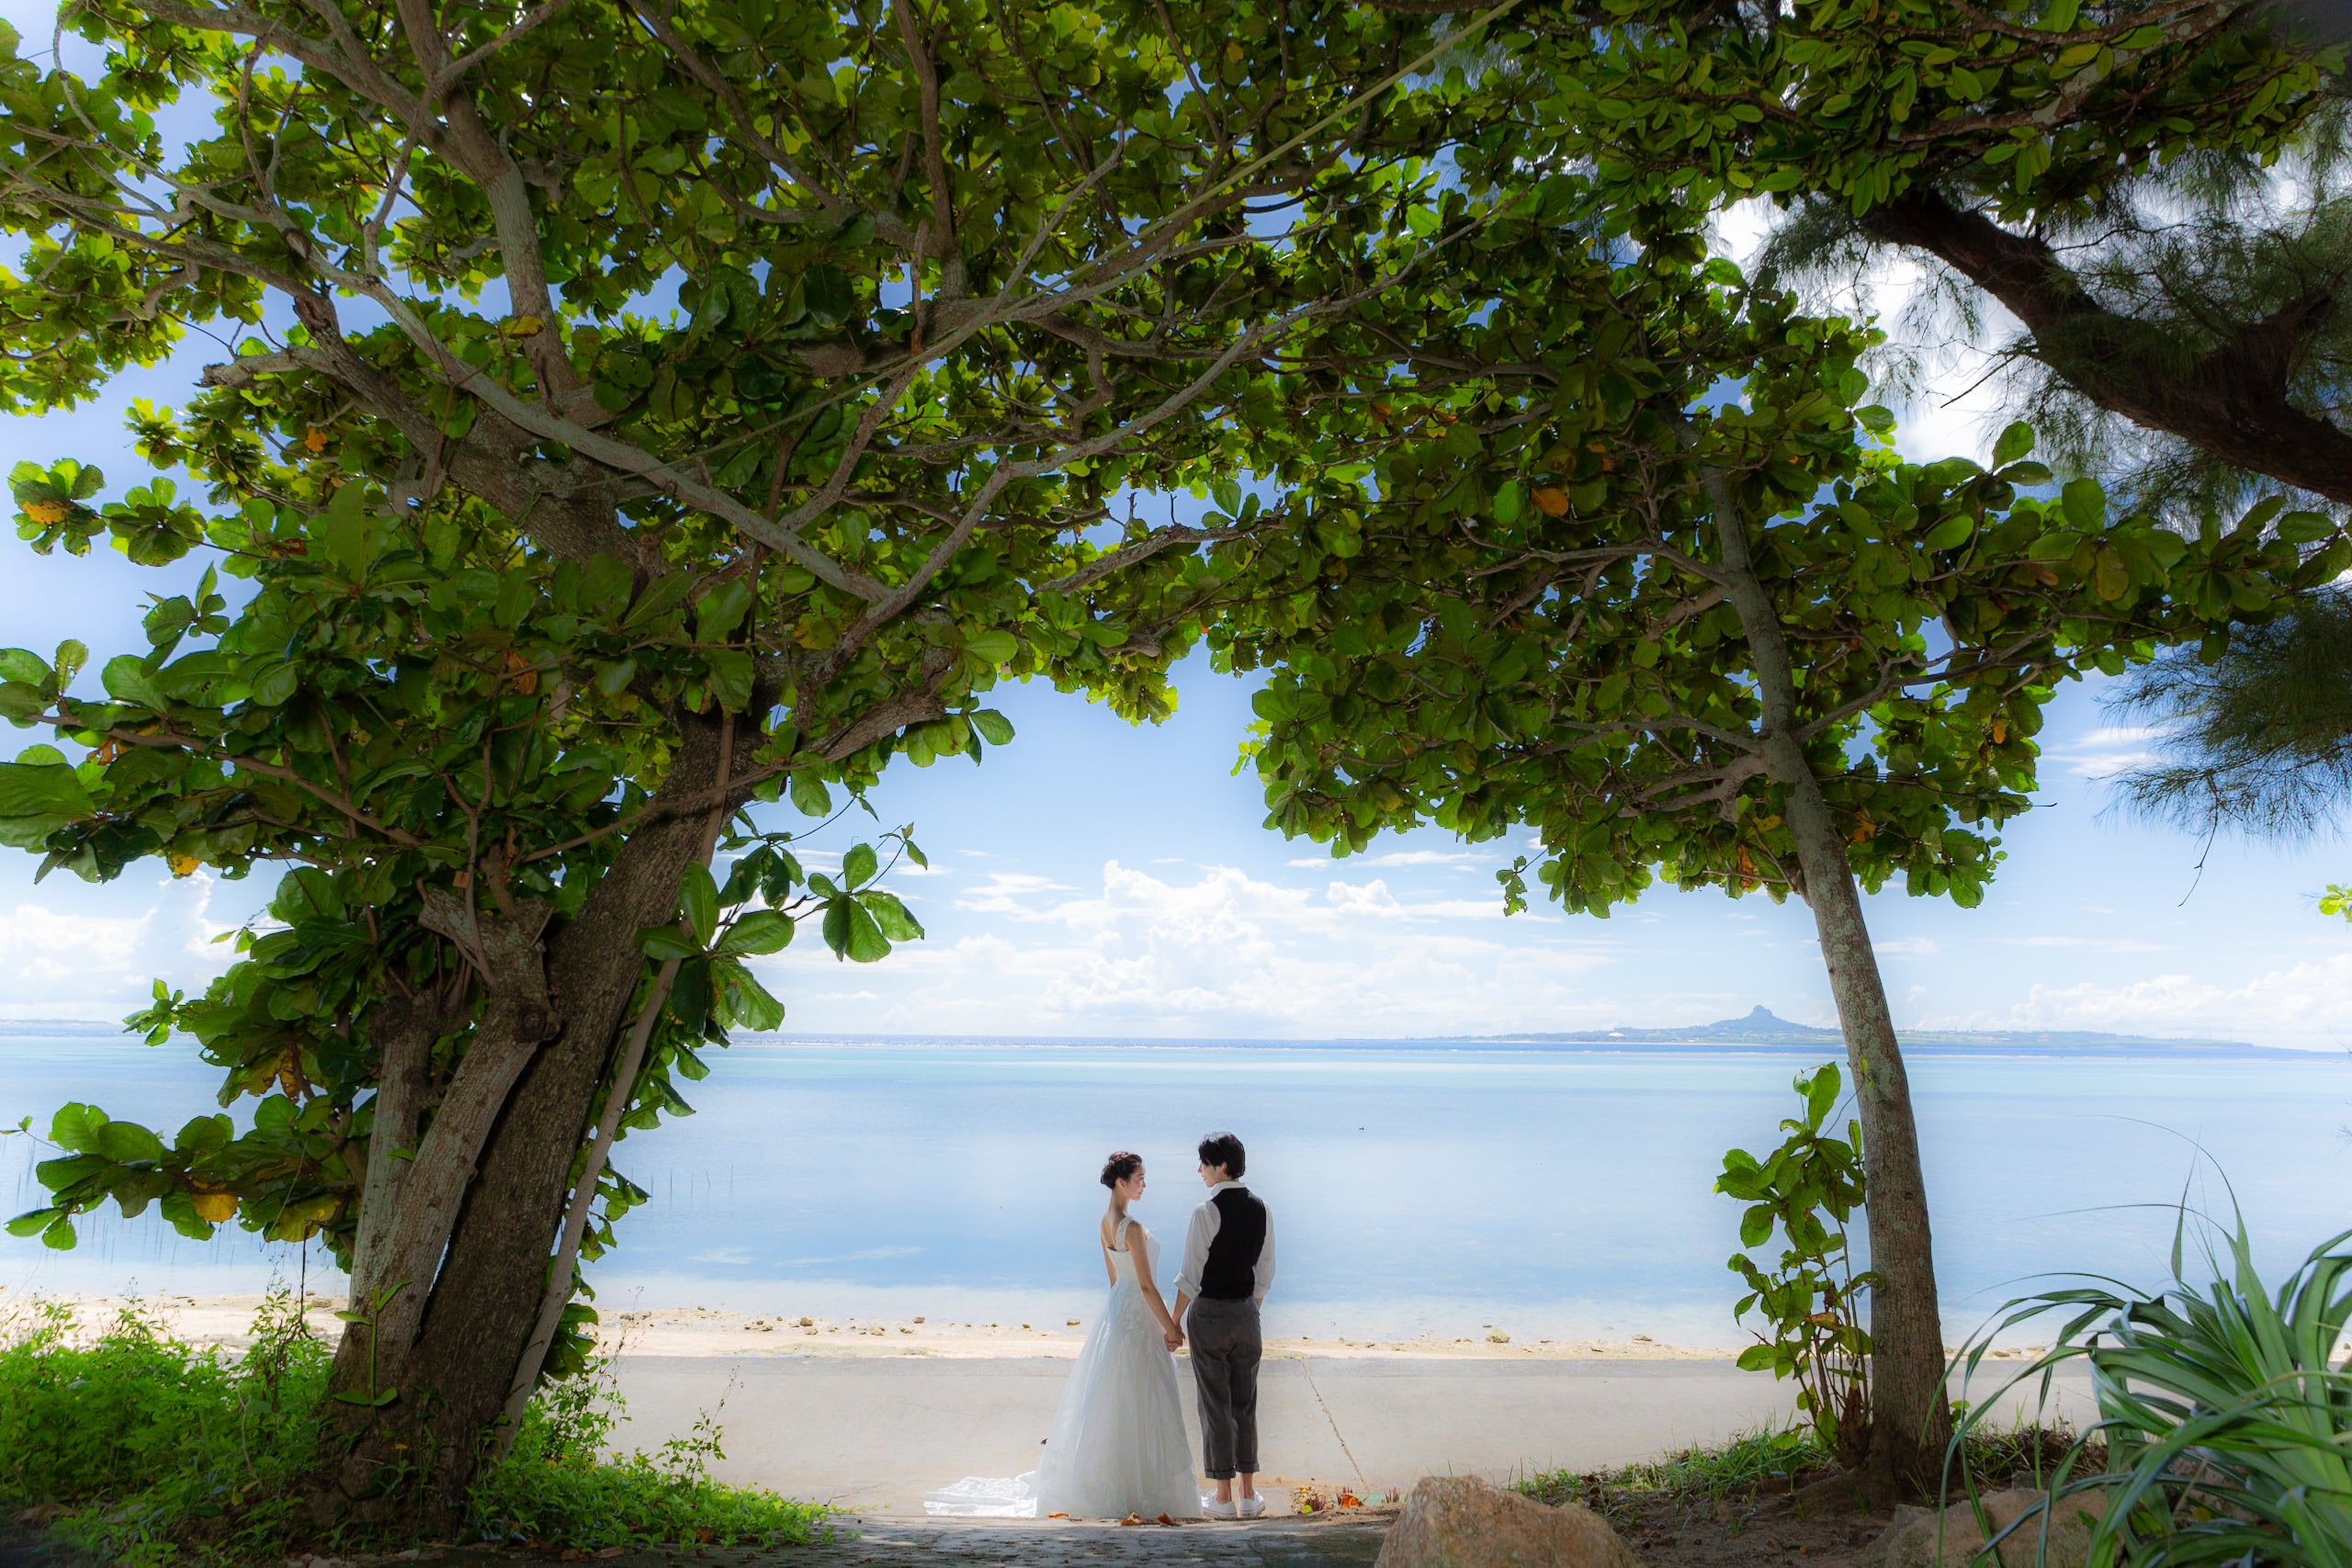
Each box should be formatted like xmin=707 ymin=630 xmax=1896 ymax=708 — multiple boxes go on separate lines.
xmin=1163 ymin=1324 xmax=1184 ymax=1353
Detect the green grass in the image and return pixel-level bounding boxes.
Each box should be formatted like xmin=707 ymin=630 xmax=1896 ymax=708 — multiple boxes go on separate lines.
xmin=1512 ymin=1419 xmax=2098 ymax=1529
xmin=1513 ymin=1424 xmax=1836 ymax=1520
xmin=0 ymin=1292 xmax=830 ymax=1566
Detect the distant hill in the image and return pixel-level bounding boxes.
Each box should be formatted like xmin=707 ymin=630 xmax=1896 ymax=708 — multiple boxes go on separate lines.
xmin=1470 ymin=1005 xmax=2302 ymax=1056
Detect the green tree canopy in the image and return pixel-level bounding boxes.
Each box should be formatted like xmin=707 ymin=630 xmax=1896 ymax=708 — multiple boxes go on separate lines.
xmin=1202 ymin=167 xmax=2344 ymax=1488
xmin=1504 ymin=0 xmax=2350 ymax=516
xmin=0 ymin=0 xmax=1466 ymax=1525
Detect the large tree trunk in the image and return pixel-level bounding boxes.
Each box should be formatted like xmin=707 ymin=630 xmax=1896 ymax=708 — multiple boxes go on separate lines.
xmin=317 ymin=710 xmax=739 ymax=1529
xmin=1705 ymin=474 xmax=1954 ymax=1498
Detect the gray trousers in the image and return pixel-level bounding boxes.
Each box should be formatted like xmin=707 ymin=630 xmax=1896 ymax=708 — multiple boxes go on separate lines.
xmin=1186 ymin=1296 xmax=1262 ymax=1479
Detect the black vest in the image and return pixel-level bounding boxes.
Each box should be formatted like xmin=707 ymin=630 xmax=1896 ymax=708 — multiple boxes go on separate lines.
xmin=1200 ymin=1187 xmax=1267 ymax=1300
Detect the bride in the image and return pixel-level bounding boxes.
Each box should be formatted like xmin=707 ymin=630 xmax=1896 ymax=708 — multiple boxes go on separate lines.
xmin=924 ymin=1151 xmax=1201 ymax=1520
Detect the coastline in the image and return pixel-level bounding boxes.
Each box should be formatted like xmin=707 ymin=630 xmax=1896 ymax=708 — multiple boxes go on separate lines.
xmin=2 ymin=1290 xmax=2063 ymax=1363
xmin=0 ymin=1290 xmax=1734 ymax=1359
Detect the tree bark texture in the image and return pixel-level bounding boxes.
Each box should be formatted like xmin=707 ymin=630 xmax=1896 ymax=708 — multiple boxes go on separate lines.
xmin=1704 ymin=473 xmax=1954 ymax=1497
xmin=1864 ymin=190 xmax=2352 ymax=506
xmin=320 ymin=709 xmax=743 ymax=1525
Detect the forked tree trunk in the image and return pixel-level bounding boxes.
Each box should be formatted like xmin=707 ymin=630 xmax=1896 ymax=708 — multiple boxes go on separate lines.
xmin=1706 ymin=475 xmax=1954 ymax=1498
xmin=317 ymin=709 xmax=738 ymax=1529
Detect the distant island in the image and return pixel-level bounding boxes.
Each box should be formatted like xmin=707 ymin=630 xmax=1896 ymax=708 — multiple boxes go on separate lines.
xmin=1465 ymin=1005 xmax=2308 ymax=1057
xmin=1 ymin=1009 xmax=2325 ymax=1058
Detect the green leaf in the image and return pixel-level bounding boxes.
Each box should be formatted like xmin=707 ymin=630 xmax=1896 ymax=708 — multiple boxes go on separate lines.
xmin=696 ymin=580 xmax=754 ymax=641
xmin=971 ymin=709 xmax=1015 ymax=746
xmin=318 ymin=482 xmax=382 ymax=579
xmin=0 ymin=761 xmax=93 ymax=819
xmin=822 ymin=896 xmax=891 ymax=962
xmin=1492 ymin=480 xmax=1525 ymax=524
xmin=1922 ymin=515 xmax=1974 ymax=550
xmin=247 ymin=659 xmax=300 ymax=707
xmin=802 ymin=264 xmax=854 ymax=326
xmin=964 ymin=629 xmax=1018 ymax=665
xmin=679 ymin=863 xmax=719 ymax=944
xmin=101 ymin=654 xmax=167 ymax=709
xmin=0 ymin=649 xmax=48 ymax=686
xmin=789 ymin=773 xmax=831 ymax=818
xmin=705 ymin=648 xmax=754 ymax=711
xmin=715 ymin=908 xmax=794 ymax=956
xmin=2059 ymin=477 xmax=2105 ymax=530
xmin=842 ymin=842 xmax=878 ymax=888
xmin=1211 ymin=476 xmax=1244 ymax=514
xmin=1991 ymin=422 xmax=2035 ymax=468
xmin=637 ymin=925 xmax=702 ymax=961
xmin=624 ymin=571 xmax=695 ymax=631
xmin=49 ymin=1102 xmax=107 ymax=1153
xmin=858 ymin=889 xmax=924 ymax=941
xmin=1803 ymin=1064 xmax=1840 ymax=1130
xmin=93 ymin=1120 xmax=166 ymax=1165
xmin=6 ymin=1207 xmax=59 ymax=1238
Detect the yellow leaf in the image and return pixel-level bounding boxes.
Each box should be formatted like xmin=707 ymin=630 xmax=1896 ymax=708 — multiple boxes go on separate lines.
xmin=1532 ymin=487 xmax=1571 ymax=517
xmin=505 ymin=316 xmax=545 ymax=337
xmin=302 ymin=427 xmax=330 ymax=453
xmin=22 ymin=500 xmax=68 ymax=525
xmin=168 ymin=852 xmax=200 ymax=877
xmin=191 ymin=1191 xmax=237 ymax=1223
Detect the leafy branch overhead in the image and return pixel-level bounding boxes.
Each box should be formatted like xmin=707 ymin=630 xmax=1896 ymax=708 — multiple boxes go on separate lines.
xmin=0 ymin=0 xmax=1476 ymax=1523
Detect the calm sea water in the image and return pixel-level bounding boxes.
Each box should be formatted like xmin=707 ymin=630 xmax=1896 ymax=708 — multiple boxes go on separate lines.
xmin=5 ymin=1036 xmax=2347 ymax=1345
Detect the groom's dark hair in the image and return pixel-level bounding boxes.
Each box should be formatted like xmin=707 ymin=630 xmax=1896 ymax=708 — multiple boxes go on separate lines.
xmin=1198 ymin=1132 xmax=1246 ymax=1179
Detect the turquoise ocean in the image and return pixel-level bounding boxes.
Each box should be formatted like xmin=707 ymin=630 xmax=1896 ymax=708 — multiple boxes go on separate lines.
xmin=4 ymin=1035 xmax=2347 ymax=1347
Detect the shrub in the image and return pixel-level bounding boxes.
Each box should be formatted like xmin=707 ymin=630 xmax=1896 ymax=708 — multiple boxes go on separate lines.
xmin=0 ymin=1293 xmax=828 ymax=1564
xmin=1953 ymin=1216 xmax=2352 ymax=1566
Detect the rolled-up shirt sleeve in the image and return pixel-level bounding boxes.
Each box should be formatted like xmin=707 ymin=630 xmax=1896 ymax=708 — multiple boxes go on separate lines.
xmin=1175 ymin=1199 xmax=1218 ymax=1301
xmin=1255 ymin=1209 xmax=1276 ymax=1303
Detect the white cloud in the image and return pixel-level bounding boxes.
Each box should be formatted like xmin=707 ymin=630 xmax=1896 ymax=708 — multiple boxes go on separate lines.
xmin=1878 ymin=938 xmax=1941 ymax=957
xmin=759 ymin=860 xmax=1611 ymax=1035
xmin=2042 ymin=724 xmax=2169 ymax=782
xmin=0 ymin=872 xmax=240 ymax=1021
xmin=1957 ymin=953 xmax=2352 ymax=1050
xmin=1288 ymin=849 xmax=1497 ymax=870
xmin=2002 ymin=934 xmax=2171 ymax=953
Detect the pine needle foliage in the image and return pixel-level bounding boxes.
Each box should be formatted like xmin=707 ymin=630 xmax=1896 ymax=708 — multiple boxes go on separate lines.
xmin=2106 ymin=588 xmax=2352 ymax=840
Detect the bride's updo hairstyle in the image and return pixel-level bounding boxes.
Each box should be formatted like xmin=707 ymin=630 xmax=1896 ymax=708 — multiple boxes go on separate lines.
xmin=1100 ymin=1151 xmax=1143 ymax=1190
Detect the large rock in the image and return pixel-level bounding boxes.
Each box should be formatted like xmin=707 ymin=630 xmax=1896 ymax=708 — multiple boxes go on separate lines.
xmin=1860 ymin=1487 xmax=2113 ymax=1568
xmin=1374 ymin=1475 xmax=1644 ymax=1568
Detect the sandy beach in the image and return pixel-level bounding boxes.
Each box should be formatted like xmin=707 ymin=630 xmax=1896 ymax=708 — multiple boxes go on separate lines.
xmin=2 ymin=1289 xmax=2058 ymax=1364
xmin=1 ymin=1288 xmax=2090 ymax=1519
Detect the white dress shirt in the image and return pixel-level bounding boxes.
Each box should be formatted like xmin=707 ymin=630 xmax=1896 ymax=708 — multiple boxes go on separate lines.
xmin=1175 ymin=1179 xmax=1276 ymax=1304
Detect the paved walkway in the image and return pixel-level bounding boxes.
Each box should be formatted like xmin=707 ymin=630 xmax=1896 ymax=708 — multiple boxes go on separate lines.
xmin=608 ymin=1355 xmax=1804 ymax=1515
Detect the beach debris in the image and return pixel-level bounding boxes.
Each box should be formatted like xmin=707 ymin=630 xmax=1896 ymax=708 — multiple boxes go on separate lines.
xmin=913 ymin=1316 xmax=925 ymax=1324
xmin=1067 ymin=1318 xmax=1080 ymax=1325
xmin=1487 ymin=1330 xmax=1510 ymax=1344
xmin=797 ymin=1316 xmax=813 ymax=1326
xmin=1374 ymin=1475 xmax=1640 ymax=1568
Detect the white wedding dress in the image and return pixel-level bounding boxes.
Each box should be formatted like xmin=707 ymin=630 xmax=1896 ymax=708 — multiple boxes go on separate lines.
xmin=924 ymin=1216 xmax=1200 ymax=1520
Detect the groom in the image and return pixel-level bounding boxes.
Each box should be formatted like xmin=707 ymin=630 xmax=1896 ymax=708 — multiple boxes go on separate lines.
xmin=1173 ymin=1131 xmax=1274 ymax=1519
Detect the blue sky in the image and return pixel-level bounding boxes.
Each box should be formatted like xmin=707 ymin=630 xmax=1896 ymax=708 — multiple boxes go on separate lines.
xmin=1 ymin=8 xmax=2346 ymax=1049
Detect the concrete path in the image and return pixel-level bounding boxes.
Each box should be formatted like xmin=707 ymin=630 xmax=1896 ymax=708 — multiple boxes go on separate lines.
xmin=608 ymin=1355 xmax=1805 ymax=1515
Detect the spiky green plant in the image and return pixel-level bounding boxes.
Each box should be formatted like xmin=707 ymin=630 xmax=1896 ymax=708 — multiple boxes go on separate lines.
xmin=1952 ymin=1216 xmax=2352 ymax=1566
